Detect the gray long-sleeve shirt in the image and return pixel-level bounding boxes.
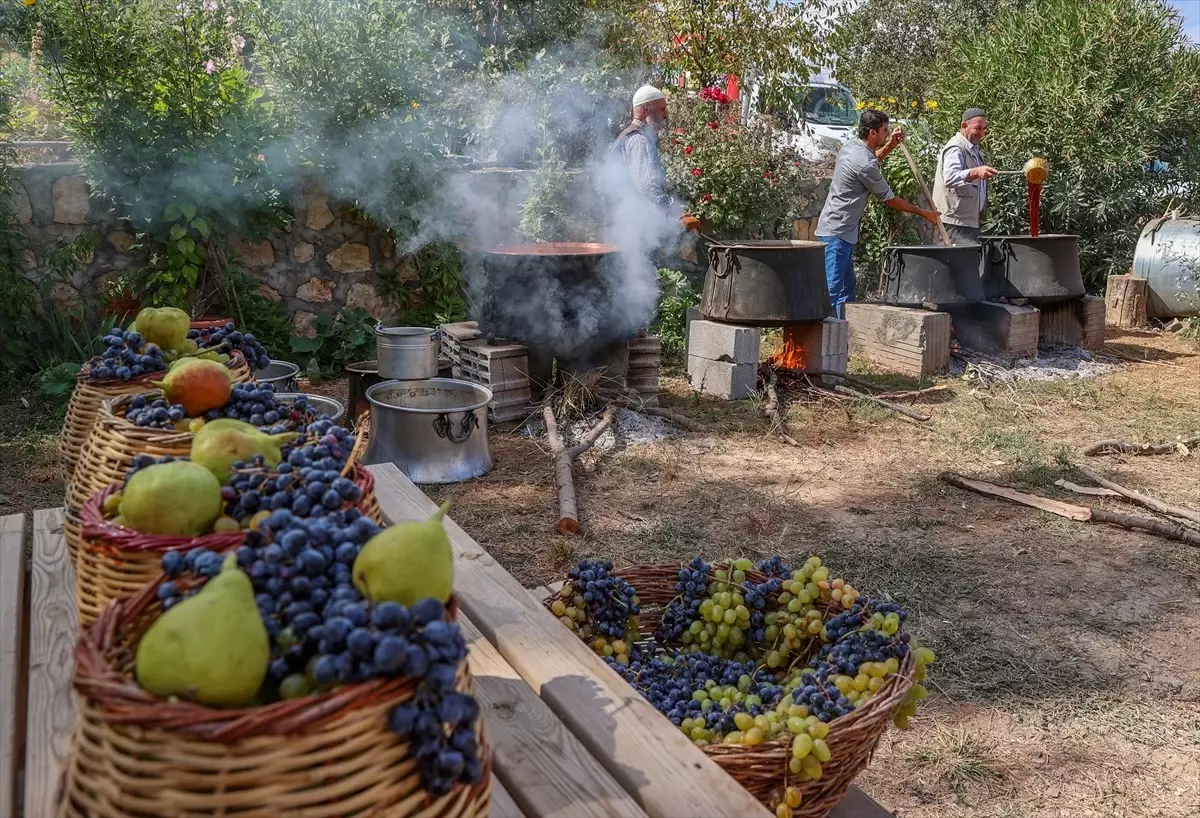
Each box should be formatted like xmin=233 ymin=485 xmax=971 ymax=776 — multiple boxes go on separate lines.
xmin=942 ymin=141 xmax=989 ymax=216
xmin=815 ymin=138 xmax=895 ymax=245
xmin=616 ymin=121 xmax=678 ymax=212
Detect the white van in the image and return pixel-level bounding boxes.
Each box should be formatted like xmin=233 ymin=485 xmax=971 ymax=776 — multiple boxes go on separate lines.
xmin=742 ymin=73 xmax=860 ymax=161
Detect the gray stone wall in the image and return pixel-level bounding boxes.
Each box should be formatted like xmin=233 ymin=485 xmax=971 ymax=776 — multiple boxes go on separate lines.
xmin=10 ymin=162 xmax=835 ymax=335
xmin=9 ymin=162 xmax=416 ymax=336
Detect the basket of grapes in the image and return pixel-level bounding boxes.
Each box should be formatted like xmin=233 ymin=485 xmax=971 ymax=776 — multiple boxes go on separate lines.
xmin=61 ymin=523 xmax=491 ymax=817
xmin=544 ymin=557 xmax=936 ymax=818
xmin=76 ymin=418 xmax=381 ymax=625
xmin=60 ymin=310 xmax=260 ymax=478
xmin=65 ymin=384 xmax=323 ymax=562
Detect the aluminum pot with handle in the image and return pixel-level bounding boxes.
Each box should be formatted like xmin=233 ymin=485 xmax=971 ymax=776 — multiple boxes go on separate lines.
xmin=375 ymin=324 xmax=439 ymax=381
xmin=362 ymin=378 xmax=494 ymax=484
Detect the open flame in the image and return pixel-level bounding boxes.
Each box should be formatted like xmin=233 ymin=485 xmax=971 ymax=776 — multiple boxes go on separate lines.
xmin=768 ymin=325 xmax=810 ymax=371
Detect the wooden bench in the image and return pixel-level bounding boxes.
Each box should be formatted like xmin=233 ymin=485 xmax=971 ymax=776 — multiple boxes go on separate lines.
xmin=1 ymin=466 xmax=894 ymax=816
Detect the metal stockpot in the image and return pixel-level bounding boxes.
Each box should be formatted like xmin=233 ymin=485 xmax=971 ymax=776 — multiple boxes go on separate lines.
xmin=276 ymin=392 xmax=346 ymax=424
xmin=363 ymin=379 xmax=494 ymax=484
xmin=254 ymin=359 xmax=300 ymax=392
xmin=882 ymin=244 xmax=984 ymax=307
xmin=375 ymin=324 xmax=439 ymax=380
xmin=701 ymin=240 xmax=832 ymax=325
xmin=346 ymin=361 xmax=384 ymax=426
xmin=980 ymin=234 xmax=1084 ymax=305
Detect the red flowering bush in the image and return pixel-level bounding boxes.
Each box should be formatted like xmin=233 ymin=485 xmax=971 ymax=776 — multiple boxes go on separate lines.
xmin=663 ymin=93 xmax=812 ymax=239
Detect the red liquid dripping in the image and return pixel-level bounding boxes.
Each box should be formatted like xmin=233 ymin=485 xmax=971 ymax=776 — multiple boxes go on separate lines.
xmin=1028 ymin=181 xmax=1042 ymax=237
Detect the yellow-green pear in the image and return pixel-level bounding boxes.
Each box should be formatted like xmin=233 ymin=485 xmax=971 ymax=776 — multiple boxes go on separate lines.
xmin=136 ymin=553 xmax=269 ymax=707
xmin=134 ymin=306 xmax=191 ymax=351
xmin=191 ymin=418 xmax=297 ymax=483
xmin=353 ymin=503 xmax=454 ymax=606
xmin=118 ymin=460 xmax=223 ymax=536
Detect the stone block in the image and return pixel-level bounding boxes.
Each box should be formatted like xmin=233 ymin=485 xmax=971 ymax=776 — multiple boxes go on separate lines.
xmin=688 ymin=319 xmax=761 ymax=364
xmin=297 ymin=277 xmax=334 ymax=303
xmin=235 ymin=238 xmax=275 ymax=267
xmin=51 ymin=175 xmax=90 ymax=224
xmin=12 ymin=183 xmax=32 ymax=225
xmin=293 ymin=241 xmax=315 ymax=263
xmin=327 ymin=242 xmax=371 ymax=274
xmin=345 ymin=282 xmax=383 ymax=318
xmin=305 ymin=188 xmax=335 ymax=230
xmin=108 ymin=230 xmax=134 ymax=252
xmin=945 ymin=301 xmax=1039 ymax=360
xmin=257 ymin=282 xmax=282 ymax=302
xmin=294 ymin=310 xmax=318 ymax=338
xmin=846 ymin=303 xmax=952 ymax=376
xmin=688 ymin=355 xmax=757 ymax=400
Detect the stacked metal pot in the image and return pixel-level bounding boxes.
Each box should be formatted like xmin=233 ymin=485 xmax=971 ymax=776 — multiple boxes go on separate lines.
xmin=359 ymin=323 xmax=494 ymax=484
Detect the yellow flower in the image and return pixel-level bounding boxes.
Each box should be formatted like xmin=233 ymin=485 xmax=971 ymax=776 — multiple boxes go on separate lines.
xmin=926 ymin=100 xmax=939 ymax=110
xmin=410 ymin=101 xmax=420 ymax=109
xmin=910 ymin=101 xmax=918 ymax=109
xmin=23 ymin=0 xmax=35 ymax=6
xmin=887 ymin=97 xmax=896 ymax=104
xmin=855 ymin=101 xmax=864 ymax=110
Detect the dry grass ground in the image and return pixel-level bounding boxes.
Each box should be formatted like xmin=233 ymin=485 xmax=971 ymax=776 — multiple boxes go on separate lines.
xmin=421 ymin=327 xmax=1200 ymax=818
xmin=4 ymin=327 xmax=1198 ymax=817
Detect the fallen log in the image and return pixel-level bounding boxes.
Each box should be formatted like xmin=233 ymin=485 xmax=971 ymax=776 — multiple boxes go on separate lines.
xmin=760 ymin=365 xmax=801 ymax=447
xmin=544 ymin=404 xmax=619 ymax=535
xmin=1075 ymin=465 xmax=1200 ymax=526
xmin=939 ymin=472 xmax=1200 ymax=548
xmin=832 ymin=384 xmax=931 ymax=423
xmin=1082 ymin=434 xmax=1200 ymax=457
xmin=876 ymin=383 xmax=951 ymax=402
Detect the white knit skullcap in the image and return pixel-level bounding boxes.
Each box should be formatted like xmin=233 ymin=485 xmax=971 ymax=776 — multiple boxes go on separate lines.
xmin=632 ymin=85 xmax=666 ymax=107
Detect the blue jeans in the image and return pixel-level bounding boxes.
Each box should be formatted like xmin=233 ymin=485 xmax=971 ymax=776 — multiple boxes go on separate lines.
xmin=819 ymin=235 xmax=855 ymax=319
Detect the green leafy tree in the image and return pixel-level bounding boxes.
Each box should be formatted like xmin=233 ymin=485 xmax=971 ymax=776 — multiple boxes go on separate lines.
xmin=832 ymin=0 xmax=1029 ymax=109
xmin=931 ymin=0 xmax=1200 ymax=287
xmin=644 ymin=0 xmax=851 ymax=88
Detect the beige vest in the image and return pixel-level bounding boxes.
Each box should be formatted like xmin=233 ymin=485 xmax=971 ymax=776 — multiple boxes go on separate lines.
xmin=932 ymin=132 xmax=985 ymax=228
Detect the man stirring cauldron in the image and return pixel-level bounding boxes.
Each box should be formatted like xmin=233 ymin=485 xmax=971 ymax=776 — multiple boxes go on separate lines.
xmin=815 ymin=110 xmax=941 ymax=318
xmin=612 ymin=85 xmax=702 ymax=236
xmin=932 ymin=108 xmax=1001 ymax=245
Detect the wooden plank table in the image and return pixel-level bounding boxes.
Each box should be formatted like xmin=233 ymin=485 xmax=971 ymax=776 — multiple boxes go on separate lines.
xmin=0 ymin=467 xmax=894 ymax=817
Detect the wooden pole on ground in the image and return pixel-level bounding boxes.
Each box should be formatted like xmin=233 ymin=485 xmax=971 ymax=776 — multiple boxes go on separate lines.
xmin=544 ymin=404 xmax=618 ymax=535
xmin=1074 ymin=465 xmax=1200 ymax=527
xmin=1082 ymin=434 xmax=1200 ymax=457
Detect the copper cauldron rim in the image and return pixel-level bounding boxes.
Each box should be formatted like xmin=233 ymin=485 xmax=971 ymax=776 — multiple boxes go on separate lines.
xmin=477 ymin=241 xmax=619 ymax=256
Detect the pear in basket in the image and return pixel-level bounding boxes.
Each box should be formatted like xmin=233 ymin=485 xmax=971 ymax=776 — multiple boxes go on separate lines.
xmin=353 ymin=502 xmax=454 ymax=606
xmin=136 ymin=552 xmax=269 ymax=707
xmin=191 ymin=418 xmax=298 ymax=483
xmin=154 ymin=358 xmax=234 ymax=415
xmin=118 ymin=460 xmax=223 ymax=536
xmin=130 ymin=306 xmax=191 ymax=352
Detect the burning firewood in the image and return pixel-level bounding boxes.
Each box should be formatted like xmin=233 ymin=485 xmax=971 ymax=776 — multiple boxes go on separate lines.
xmin=759 ymin=364 xmax=802 ymax=447
xmin=543 ymin=403 xmax=618 ymax=535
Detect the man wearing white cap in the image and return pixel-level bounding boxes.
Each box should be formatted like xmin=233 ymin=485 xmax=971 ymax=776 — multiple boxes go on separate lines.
xmin=932 ymin=108 xmax=1001 ymax=245
xmin=613 ymin=85 xmax=700 ymax=233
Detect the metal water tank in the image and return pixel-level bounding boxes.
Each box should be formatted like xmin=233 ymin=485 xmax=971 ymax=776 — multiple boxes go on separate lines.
xmin=1132 ymin=215 xmax=1200 ymax=318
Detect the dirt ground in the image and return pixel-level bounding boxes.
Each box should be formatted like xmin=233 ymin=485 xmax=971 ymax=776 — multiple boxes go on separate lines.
xmin=4 ymin=327 xmax=1198 ymax=817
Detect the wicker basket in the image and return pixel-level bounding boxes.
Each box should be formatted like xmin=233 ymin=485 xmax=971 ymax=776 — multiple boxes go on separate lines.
xmin=60 ymin=350 xmax=253 ymax=479
xmin=76 ymin=465 xmax=381 ymax=626
xmin=552 ymin=563 xmax=915 ymax=818
xmin=61 ymin=579 xmax=492 ymax=817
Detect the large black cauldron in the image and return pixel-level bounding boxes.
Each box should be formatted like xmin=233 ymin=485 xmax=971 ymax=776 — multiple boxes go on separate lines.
xmin=980 ymin=234 xmax=1085 ymax=305
xmin=882 ymin=244 xmax=984 ymax=307
xmin=701 ymin=240 xmax=832 ymax=325
xmin=463 ymin=242 xmax=641 ymax=381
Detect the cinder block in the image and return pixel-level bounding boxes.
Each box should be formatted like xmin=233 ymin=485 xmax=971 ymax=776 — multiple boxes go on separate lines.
xmin=684 ymin=306 xmax=703 ymax=358
xmin=688 ymin=355 xmax=757 ymax=400
xmin=846 ymin=303 xmax=952 ymax=376
xmin=688 ymin=320 xmax=761 ymax=365
xmin=945 ymin=301 xmax=1038 ymax=360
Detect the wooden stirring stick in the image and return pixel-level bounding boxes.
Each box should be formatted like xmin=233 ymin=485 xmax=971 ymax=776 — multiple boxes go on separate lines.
xmin=897 ymin=140 xmax=953 ymax=246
